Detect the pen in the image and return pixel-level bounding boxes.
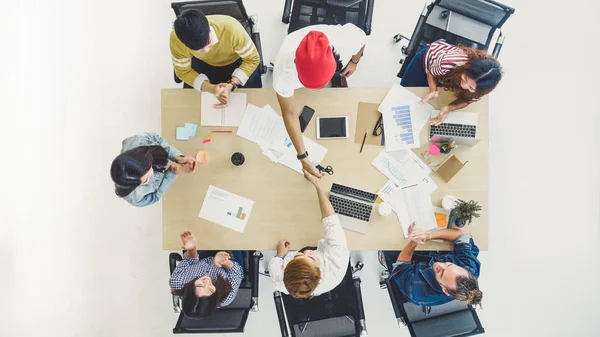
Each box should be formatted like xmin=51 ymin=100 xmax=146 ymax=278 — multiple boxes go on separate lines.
xmin=360 ymin=129 xmax=367 ymax=153
xmin=211 ymin=130 xmax=233 ymax=133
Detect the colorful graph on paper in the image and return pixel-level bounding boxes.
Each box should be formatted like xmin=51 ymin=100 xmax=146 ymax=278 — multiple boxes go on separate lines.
xmin=227 ymin=207 xmax=247 ymax=220
xmin=391 ymin=105 xmax=414 ymax=145
xmin=380 ymin=156 xmax=409 ymax=186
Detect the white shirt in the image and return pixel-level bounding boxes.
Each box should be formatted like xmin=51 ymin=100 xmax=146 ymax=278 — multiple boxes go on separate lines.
xmin=268 ymin=214 xmax=349 ymax=296
xmin=272 ymin=24 xmax=367 ymax=98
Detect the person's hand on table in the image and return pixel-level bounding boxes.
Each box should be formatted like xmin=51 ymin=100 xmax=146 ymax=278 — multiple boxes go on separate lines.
xmin=176 ymin=156 xmax=197 ymax=173
xmin=213 ymin=83 xmax=231 ymax=108
xmin=170 ymin=163 xmax=182 ymax=174
xmin=407 ymin=222 xmax=428 ymax=244
xmin=340 ymin=62 xmax=357 ymax=77
xmin=420 ymin=90 xmax=439 ymax=105
xmin=276 ymin=239 xmax=291 ymax=257
xmin=180 ymin=230 xmax=197 ymax=250
xmin=214 ymin=251 xmax=231 ymax=268
xmin=301 ymin=158 xmax=323 ymax=180
xmin=429 ymin=106 xmax=450 ymax=126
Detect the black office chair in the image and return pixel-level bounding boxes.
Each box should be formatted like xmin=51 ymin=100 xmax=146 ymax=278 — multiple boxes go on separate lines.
xmin=282 ymin=0 xmax=375 ymax=35
xmin=273 ymin=259 xmax=368 ymax=337
xmin=169 ymin=250 xmax=263 ymax=334
xmin=394 ymin=0 xmax=515 ymax=79
xmin=170 ymin=0 xmax=267 ymax=85
xmin=378 ymin=251 xmax=485 ymax=337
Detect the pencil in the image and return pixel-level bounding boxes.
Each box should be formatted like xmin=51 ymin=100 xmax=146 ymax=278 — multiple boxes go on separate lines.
xmin=211 ymin=130 xmax=233 ymax=133
xmin=360 ymin=129 xmax=367 ymax=153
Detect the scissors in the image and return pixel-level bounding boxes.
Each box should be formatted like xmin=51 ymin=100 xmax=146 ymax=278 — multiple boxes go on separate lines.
xmin=315 ymin=163 xmax=334 ymax=175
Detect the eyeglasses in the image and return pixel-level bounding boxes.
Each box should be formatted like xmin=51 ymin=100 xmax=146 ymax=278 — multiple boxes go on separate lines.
xmin=373 ymin=114 xmax=384 ymax=136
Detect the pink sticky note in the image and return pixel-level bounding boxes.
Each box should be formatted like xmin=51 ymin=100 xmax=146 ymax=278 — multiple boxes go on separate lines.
xmin=196 ymin=151 xmax=208 ymax=163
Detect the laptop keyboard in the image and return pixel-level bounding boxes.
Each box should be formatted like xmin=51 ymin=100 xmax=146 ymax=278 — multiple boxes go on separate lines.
xmin=329 ymin=195 xmax=373 ymax=222
xmin=429 ymin=123 xmax=476 ymax=139
xmin=331 ymin=183 xmax=378 ymax=203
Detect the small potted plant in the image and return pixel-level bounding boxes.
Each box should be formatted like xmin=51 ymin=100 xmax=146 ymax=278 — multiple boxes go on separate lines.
xmin=449 ymin=199 xmax=482 ymax=228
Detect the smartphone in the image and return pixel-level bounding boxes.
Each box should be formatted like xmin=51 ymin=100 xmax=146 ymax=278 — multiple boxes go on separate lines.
xmin=299 ymin=106 xmax=316 ymax=133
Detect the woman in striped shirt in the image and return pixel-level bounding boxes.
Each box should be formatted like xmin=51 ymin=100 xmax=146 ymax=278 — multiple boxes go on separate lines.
xmin=170 ymin=231 xmax=244 ymax=317
xmin=400 ymin=39 xmax=503 ymax=125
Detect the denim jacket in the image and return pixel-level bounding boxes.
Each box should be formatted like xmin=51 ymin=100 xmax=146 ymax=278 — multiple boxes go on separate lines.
xmin=120 ymin=132 xmax=182 ymax=207
xmin=391 ymin=234 xmax=481 ymax=306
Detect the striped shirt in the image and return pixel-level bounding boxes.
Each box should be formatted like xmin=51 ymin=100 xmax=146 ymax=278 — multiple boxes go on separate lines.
xmin=170 ymin=15 xmax=260 ymax=90
xmin=170 ymin=255 xmax=244 ymax=308
xmin=424 ymin=40 xmax=469 ymax=77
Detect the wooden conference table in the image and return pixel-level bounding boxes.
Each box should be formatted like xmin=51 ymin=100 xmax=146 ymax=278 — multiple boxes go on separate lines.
xmin=161 ymin=88 xmax=488 ymax=251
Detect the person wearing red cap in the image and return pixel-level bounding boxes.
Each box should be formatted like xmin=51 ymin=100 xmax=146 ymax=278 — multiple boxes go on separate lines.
xmin=273 ymin=24 xmax=367 ymax=178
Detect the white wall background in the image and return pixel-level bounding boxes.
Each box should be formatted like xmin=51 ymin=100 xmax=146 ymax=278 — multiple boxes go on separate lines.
xmin=1 ymin=0 xmax=599 ymax=336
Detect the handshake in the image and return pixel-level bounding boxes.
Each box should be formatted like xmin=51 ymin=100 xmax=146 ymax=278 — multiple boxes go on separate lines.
xmin=407 ymin=222 xmax=430 ymax=245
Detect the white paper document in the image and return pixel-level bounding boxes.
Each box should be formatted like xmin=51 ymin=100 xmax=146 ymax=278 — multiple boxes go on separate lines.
xmin=201 ymin=92 xmax=248 ymax=126
xmin=372 ymin=150 xmax=429 ymax=187
xmin=378 ymin=83 xmax=434 ymax=151
xmin=198 ymin=185 xmax=254 ymax=233
xmin=237 ymin=104 xmax=288 ymax=146
xmin=273 ymin=136 xmax=328 ymax=174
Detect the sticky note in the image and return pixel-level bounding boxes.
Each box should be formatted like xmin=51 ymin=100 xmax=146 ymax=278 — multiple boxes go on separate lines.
xmin=435 ymin=213 xmax=448 ymax=228
xmin=176 ymin=127 xmax=189 ymax=140
xmin=203 ymin=135 xmax=212 ymax=141
xmin=196 ymin=151 xmax=208 ymax=163
xmin=185 ymin=123 xmax=198 ymax=137
xmin=202 ymin=139 xmax=212 ymax=144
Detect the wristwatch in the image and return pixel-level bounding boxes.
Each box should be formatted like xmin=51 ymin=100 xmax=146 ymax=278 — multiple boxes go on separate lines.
xmin=227 ymin=79 xmax=240 ymax=91
xmin=296 ymin=151 xmax=309 ymax=160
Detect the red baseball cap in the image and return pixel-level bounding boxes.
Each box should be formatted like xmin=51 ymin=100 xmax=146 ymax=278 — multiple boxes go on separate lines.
xmin=295 ymin=31 xmax=336 ymax=89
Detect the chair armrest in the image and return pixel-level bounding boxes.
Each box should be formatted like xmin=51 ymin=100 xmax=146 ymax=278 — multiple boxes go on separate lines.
xmin=492 ymin=31 xmax=504 ymax=58
xmin=169 ymin=252 xmax=182 ymax=274
xmin=250 ymin=251 xmax=263 ymax=311
xmin=273 ymin=291 xmax=290 ymax=337
xmin=404 ymin=2 xmax=430 ymax=57
xmin=364 ymin=0 xmax=375 ymax=36
xmin=352 ymin=277 xmax=368 ymax=335
xmin=282 ymin=0 xmax=293 ymax=24
xmin=385 ymin=278 xmax=404 ymax=322
xmin=248 ymin=15 xmax=265 ymax=75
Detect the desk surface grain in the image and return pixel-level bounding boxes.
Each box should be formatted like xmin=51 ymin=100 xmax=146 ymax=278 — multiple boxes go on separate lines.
xmin=161 ymin=88 xmax=488 ymax=251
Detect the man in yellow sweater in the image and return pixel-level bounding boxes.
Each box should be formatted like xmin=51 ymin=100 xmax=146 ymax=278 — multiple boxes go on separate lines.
xmin=171 ymin=10 xmax=261 ymax=105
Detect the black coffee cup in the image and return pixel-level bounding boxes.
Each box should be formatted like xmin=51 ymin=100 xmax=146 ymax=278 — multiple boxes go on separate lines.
xmin=231 ymin=152 xmax=245 ymax=166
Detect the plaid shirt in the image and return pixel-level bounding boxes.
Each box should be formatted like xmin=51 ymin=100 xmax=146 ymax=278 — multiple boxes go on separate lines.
xmin=170 ymin=255 xmax=244 ymax=307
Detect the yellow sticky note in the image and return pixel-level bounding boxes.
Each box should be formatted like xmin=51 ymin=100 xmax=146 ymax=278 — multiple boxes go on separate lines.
xmin=196 ymin=151 xmax=208 ymax=163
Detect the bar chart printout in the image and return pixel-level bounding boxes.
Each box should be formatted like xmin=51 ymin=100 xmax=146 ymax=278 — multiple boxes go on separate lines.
xmin=199 ymin=185 xmax=254 ymax=233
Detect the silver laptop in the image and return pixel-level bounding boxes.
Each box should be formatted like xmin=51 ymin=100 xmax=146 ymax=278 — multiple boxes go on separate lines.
xmin=328 ymin=183 xmax=377 ymax=234
xmin=429 ymin=111 xmax=481 ymax=146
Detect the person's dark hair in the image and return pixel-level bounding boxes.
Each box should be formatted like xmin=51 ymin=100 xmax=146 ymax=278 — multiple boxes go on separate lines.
xmin=445 ymin=273 xmax=483 ymax=305
xmin=174 ymin=275 xmax=233 ymax=317
xmin=331 ymin=47 xmax=343 ymax=79
xmin=173 ymin=9 xmax=211 ymax=50
xmin=437 ymin=46 xmax=503 ymax=102
xmin=110 ymin=145 xmax=168 ymax=197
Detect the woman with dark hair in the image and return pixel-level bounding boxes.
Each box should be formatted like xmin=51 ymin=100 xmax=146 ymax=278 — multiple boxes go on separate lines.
xmin=110 ymin=132 xmax=197 ymax=207
xmin=170 ymin=231 xmax=244 ymax=317
xmin=400 ymin=39 xmax=503 ymax=126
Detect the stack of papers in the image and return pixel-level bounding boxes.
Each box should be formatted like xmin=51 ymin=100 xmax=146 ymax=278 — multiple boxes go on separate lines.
xmin=378 ymin=83 xmax=434 ymax=151
xmin=201 ymin=92 xmax=247 ymax=127
xmin=237 ymin=104 xmax=328 ymax=174
xmin=378 ymin=180 xmax=438 ymax=237
xmin=176 ymin=122 xmax=198 ymax=140
xmin=372 ymin=149 xmax=433 ymax=188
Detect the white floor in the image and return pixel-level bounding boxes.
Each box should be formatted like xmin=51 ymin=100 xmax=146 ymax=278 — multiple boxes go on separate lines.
xmin=1 ymin=0 xmax=599 ymax=336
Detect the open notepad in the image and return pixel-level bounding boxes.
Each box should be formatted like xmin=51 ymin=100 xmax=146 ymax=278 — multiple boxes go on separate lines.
xmin=201 ymin=92 xmax=247 ymax=126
